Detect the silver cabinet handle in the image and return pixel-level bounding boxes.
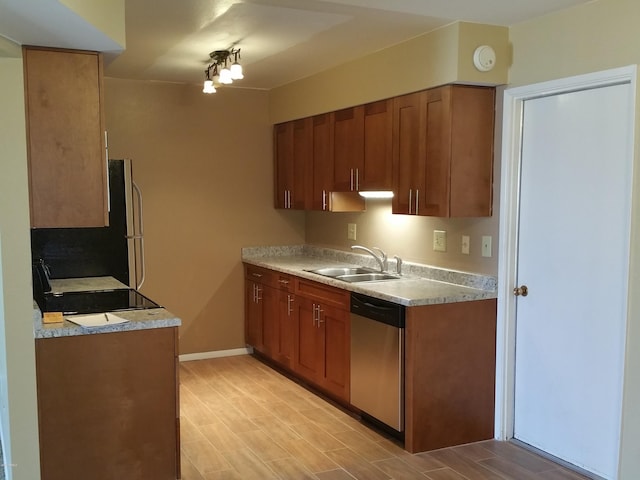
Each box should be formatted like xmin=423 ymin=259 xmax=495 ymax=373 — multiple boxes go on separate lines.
xmin=322 ymin=190 xmax=327 ymax=211
xmin=350 ymin=168 xmax=354 ymax=191
xmin=255 ymin=285 xmax=262 ymax=302
xmin=316 ymin=305 xmax=324 ymax=326
xmin=287 ymin=295 xmax=293 ymax=315
xmin=408 ymin=189 xmax=413 ymax=214
xmin=355 ymin=168 xmax=359 ymax=191
xmin=251 ymin=272 xmax=263 ymax=278
xmin=278 ymin=279 xmax=289 ymax=285
xmin=415 ymin=189 xmax=419 ymax=215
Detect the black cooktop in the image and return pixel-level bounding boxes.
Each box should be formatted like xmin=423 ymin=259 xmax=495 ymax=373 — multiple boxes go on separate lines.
xmin=37 ymin=289 xmax=161 ymax=315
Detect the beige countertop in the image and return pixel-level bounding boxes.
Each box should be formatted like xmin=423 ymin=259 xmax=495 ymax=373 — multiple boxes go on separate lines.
xmin=34 ymin=276 xmax=181 ymax=339
xmin=242 ymin=245 xmax=497 ymax=307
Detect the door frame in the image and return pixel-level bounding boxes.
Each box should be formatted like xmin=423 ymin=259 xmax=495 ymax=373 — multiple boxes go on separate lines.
xmin=495 ymin=65 xmax=637 ymax=444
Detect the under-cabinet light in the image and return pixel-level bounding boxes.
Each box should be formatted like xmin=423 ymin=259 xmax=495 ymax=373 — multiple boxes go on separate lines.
xmin=358 ymin=191 xmax=394 ymax=199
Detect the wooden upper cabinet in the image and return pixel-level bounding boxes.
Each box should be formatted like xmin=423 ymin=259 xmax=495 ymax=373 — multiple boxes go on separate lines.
xmin=392 ymin=92 xmax=423 ymax=215
xmin=24 ymin=47 xmax=108 ymax=228
xmin=331 ymin=101 xmax=393 ymax=193
xmin=448 ymin=86 xmax=495 ymax=217
xmin=332 ymin=106 xmax=364 ymax=191
xmin=392 ymin=85 xmax=495 ymax=217
xmin=273 ymin=118 xmax=311 ymax=209
xmin=362 ymin=99 xmax=393 ymax=191
xmin=274 ymin=122 xmax=293 ymax=209
xmin=311 ymin=113 xmax=333 ymax=211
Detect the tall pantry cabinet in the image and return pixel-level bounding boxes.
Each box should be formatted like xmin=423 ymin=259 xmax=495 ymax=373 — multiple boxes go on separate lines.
xmin=23 ymin=46 xmax=108 ymax=228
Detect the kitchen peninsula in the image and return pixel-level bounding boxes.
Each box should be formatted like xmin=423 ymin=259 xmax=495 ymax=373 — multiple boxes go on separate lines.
xmin=33 ymin=277 xmax=181 ymax=480
xmin=242 ymin=245 xmax=497 ymax=453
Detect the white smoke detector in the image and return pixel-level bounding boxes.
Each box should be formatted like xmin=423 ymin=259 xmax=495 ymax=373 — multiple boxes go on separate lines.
xmin=473 ymin=45 xmax=496 ymax=72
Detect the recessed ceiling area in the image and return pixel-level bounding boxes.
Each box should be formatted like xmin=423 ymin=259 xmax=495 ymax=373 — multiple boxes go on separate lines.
xmin=0 ymin=0 xmax=594 ymax=89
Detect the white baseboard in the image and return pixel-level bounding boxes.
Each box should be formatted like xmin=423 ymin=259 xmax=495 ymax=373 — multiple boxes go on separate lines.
xmin=179 ymin=347 xmax=253 ymax=362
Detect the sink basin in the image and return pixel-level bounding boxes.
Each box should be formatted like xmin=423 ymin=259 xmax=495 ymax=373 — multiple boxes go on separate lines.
xmin=306 ymin=266 xmax=377 ymax=277
xmin=305 ymin=266 xmax=400 ymax=283
xmin=335 ymin=273 xmax=401 ymax=283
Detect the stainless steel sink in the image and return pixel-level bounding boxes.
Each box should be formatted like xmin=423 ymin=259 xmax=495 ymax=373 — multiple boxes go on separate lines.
xmin=335 ymin=273 xmax=400 ymax=283
xmin=305 ymin=266 xmax=400 ymax=282
xmin=306 ymin=266 xmax=377 ymax=277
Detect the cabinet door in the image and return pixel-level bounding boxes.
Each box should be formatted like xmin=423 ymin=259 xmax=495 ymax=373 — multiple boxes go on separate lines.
xmin=245 ymin=279 xmax=264 ymax=349
xmin=24 ymin=47 xmax=108 ymax=228
xmin=332 ymin=106 xmax=364 ymax=191
xmin=273 ymin=119 xmax=311 ymax=209
xmin=361 ymin=99 xmax=393 ymax=191
xmin=292 ymin=297 xmax=322 ymax=381
xmin=273 ymin=122 xmax=293 ymax=209
xmin=291 ymin=118 xmax=312 ymax=209
xmin=318 ymin=304 xmax=350 ymax=401
xmin=275 ymin=290 xmax=295 ymax=367
xmin=311 ymin=113 xmax=333 ymax=211
xmin=449 ymin=85 xmax=495 ymax=217
xmin=392 ymin=92 xmax=423 ymax=214
xmin=422 ymin=86 xmax=451 ymax=217
xmin=260 ymin=284 xmax=278 ymax=357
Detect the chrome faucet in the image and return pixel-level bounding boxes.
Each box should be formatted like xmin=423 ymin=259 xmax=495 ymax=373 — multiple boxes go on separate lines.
xmin=351 ymin=245 xmax=388 ymax=272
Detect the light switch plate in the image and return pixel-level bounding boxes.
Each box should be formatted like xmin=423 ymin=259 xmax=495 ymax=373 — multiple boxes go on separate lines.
xmin=481 ymin=235 xmax=492 ymax=257
xmin=461 ymin=235 xmax=470 ymax=255
xmin=433 ymin=230 xmax=447 ymax=252
xmin=347 ymin=223 xmax=357 ymax=240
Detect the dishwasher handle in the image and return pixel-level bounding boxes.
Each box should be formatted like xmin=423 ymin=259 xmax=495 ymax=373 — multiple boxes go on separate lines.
xmin=350 ymin=292 xmax=405 ymax=328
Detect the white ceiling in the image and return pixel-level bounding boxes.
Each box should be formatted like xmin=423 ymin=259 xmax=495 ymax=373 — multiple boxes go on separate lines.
xmin=1 ymin=0 xmax=593 ymax=90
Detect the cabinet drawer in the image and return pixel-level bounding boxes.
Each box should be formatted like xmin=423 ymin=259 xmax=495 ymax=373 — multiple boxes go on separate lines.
xmin=244 ymin=264 xmax=276 ymax=286
xmin=275 ymin=273 xmax=293 ymax=291
xmin=294 ymin=278 xmax=349 ymax=309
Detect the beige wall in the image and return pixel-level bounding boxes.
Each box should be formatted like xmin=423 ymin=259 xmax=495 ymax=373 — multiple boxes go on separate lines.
xmin=0 ymin=55 xmax=41 ymax=479
xmin=509 ymin=0 xmax=640 ymax=477
xmin=104 ymin=78 xmax=305 ymax=355
xmin=269 ymin=21 xmax=509 ymax=123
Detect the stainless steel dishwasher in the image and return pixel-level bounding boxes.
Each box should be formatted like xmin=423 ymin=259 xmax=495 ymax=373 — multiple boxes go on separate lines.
xmin=350 ymin=292 xmax=405 ymax=436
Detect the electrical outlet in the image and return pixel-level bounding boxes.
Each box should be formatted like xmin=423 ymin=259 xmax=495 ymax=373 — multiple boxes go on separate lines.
xmin=433 ymin=230 xmax=447 ymax=252
xmin=482 ymin=235 xmax=492 ymax=257
xmin=461 ymin=235 xmax=470 ymax=255
xmin=347 ymin=223 xmax=357 ymax=240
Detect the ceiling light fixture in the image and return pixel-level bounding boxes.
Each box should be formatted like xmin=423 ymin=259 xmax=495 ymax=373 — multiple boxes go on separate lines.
xmin=203 ymin=47 xmax=243 ymax=94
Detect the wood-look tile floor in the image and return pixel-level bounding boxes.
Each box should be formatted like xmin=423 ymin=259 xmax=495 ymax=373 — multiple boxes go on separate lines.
xmin=179 ymin=355 xmax=590 ymax=480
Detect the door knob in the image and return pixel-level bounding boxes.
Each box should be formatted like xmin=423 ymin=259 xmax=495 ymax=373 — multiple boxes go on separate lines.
xmin=513 ymin=285 xmax=529 ymax=297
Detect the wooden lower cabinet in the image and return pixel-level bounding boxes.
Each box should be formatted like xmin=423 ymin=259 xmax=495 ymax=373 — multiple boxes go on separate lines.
xmin=274 ymin=274 xmax=295 ymax=368
xmin=243 ymin=265 xmax=351 ymax=403
xmin=244 ymin=264 xmax=278 ymax=356
xmin=35 ymin=327 xmax=180 ymax=480
xmin=243 ymin=263 xmax=497 ymax=453
xmin=292 ymin=296 xmax=350 ymax=401
xmin=404 ymin=299 xmax=497 ymax=453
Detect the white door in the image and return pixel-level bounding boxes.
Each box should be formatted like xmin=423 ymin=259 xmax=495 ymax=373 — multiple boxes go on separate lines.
xmin=511 ymin=79 xmax=633 ymax=479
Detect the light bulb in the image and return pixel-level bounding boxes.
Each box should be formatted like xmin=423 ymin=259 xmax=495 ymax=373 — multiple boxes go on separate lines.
xmin=230 ymin=62 xmax=244 ymax=80
xmin=219 ymin=67 xmax=233 ymax=84
xmin=202 ymin=79 xmax=216 ymax=94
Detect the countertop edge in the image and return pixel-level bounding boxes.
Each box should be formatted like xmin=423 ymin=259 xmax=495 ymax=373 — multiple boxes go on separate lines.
xmin=33 ymin=305 xmax=182 ymax=339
